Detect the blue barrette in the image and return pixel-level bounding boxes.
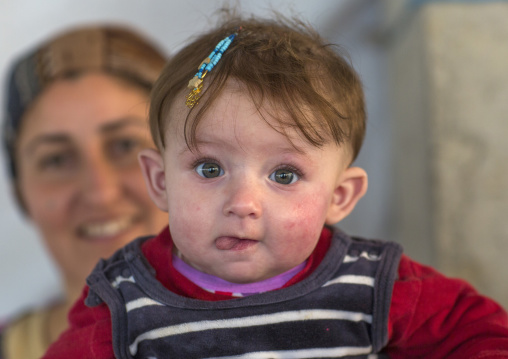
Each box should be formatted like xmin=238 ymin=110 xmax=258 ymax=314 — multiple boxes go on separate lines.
xmin=186 ymin=32 xmax=238 ymax=108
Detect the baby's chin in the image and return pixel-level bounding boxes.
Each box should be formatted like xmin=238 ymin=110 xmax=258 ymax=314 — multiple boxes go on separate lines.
xmin=175 ymin=248 xmax=288 ymax=284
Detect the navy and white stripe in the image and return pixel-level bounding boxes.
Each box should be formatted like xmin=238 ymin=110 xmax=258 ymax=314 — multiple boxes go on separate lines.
xmin=129 ymin=309 xmax=373 ymax=355
xmin=204 ymin=345 xmax=374 ymax=359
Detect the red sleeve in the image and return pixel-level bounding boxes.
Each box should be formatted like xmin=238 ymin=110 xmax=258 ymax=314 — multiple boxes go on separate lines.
xmin=386 ymin=254 xmax=508 ymax=358
xmin=42 ymin=286 xmax=114 ymax=359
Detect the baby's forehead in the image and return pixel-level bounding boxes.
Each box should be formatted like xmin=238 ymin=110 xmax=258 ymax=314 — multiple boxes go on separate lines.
xmin=168 ymin=83 xmax=309 ymax=129
xmin=168 ymin=96 xmax=292 ymax=139
xmin=162 ymin=79 xmax=353 ymax=160
xmin=163 ymin=89 xmax=352 ymax=164
xmin=168 ymin=95 xmax=299 ymax=141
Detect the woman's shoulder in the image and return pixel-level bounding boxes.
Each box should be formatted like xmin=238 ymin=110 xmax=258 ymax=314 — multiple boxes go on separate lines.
xmin=1 ymin=307 xmax=53 ymax=359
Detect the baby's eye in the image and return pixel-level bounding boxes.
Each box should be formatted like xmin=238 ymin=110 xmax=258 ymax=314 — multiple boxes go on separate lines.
xmin=195 ymin=162 xmax=224 ymax=178
xmin=269 ymin=168 xmax=299 ymax=185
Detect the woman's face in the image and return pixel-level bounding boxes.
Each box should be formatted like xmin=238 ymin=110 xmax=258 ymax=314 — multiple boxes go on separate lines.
xmin=15 ymin=73 xmax=168 ymax=290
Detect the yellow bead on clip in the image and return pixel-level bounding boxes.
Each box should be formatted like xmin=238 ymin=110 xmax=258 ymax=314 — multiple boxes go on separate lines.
xmin=187 ymin=76 xmax=203 ymax=89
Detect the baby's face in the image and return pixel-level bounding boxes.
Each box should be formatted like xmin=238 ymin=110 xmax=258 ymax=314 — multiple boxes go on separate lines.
xmin=161 ymin=85 xmax=350 ymax=284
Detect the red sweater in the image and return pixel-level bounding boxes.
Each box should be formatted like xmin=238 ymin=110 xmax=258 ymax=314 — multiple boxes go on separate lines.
xmin=43 ymin=227 xmax=508 ymax=358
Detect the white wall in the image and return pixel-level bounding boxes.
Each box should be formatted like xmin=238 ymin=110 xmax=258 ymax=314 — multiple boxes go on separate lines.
xmin=0 ymin=0 xmax=391 ymax=319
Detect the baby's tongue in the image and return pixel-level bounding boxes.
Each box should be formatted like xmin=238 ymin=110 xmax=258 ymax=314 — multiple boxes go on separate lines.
xmin=216 ymin=237 xmax=257 ymax=250
xmin=215 ymin=237 xmax=242 ymax=250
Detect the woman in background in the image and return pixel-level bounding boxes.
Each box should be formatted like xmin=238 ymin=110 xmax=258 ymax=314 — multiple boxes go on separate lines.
xmin=0 ymin=25 xmax=168 ymax=358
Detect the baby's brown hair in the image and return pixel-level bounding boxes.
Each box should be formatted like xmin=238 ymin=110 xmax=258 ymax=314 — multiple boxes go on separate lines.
xmin=150 ymin=15 xmax=366 ymax=162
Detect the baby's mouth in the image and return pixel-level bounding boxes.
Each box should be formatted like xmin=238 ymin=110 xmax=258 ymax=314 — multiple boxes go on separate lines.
xmin=215 ymin=236 xmax=258 ymax=251
xmin=78 ymin=216 xmax=135 ymax=239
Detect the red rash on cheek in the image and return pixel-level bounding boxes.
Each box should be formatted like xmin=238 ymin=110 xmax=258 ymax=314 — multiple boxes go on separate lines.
xmin=285 ymin=221 xmax=297 ymax=230
xmin=283 ymin=194 xmax=325 ymax=233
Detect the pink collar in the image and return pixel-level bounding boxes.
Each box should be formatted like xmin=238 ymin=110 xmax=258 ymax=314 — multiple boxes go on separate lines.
xmin=172 ymin=254 xmax=306 ymax=297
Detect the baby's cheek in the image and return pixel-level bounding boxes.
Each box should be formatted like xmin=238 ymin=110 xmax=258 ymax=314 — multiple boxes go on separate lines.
xmin=283 ymin=194 xmax=329 ymax=243
xmin=292 ymin=191 xmax=328 ymax=220
xmin=169 ymin=197 xmax=204 ymax=239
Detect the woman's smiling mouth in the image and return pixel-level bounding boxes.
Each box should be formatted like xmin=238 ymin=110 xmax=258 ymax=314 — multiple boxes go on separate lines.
xmin=78 ymin=216 xmax=137 ymax=239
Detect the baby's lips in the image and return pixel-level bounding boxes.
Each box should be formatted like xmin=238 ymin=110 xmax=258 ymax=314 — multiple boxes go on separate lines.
xmin=215 ymin=237 xmax=257 ymax=250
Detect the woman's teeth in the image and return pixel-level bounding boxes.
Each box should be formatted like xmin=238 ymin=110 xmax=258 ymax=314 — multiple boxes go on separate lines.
xmin=80 ymin=217 xmax=133 ymax=238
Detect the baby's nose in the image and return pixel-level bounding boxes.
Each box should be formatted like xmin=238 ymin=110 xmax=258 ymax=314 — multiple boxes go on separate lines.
xmin=222 ymin=179 xmax=263 ymax=219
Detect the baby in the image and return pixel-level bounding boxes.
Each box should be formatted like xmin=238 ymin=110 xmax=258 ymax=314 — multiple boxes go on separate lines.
xmin=43 ymin=16 xmax=508 ymax=359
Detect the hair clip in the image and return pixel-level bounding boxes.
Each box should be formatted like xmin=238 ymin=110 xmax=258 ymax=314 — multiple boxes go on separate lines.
xmin=185 ymin=32 xmax=238 ymax=108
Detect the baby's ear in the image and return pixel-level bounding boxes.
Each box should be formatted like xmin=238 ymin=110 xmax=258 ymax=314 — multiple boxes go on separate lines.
xmin=325 ymin=167 xmax=368 ymax=225
xmin=138 ymin=148 xmax=169 ymax=212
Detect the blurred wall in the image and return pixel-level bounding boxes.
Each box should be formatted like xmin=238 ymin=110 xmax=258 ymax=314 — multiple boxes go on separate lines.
xmin=0 ymin=0 xmax=392 ymax=319
xmin=386 ymin=0 xmax=508 ymax=308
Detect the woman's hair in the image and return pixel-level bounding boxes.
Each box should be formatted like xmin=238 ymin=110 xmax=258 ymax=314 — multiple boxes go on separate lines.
xmin=3 ymin=25 xmax=167 ymax=180
xmin=150 ymin=15 xmax=366 ymax=162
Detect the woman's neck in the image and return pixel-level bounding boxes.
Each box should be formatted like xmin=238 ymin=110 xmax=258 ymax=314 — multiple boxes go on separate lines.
xmin=47 ymin=301 xmax=72 ymax=343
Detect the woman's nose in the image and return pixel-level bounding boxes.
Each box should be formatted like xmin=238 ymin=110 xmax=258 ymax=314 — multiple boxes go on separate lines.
xmin=222 ymin=178 xmax=263 ymax=219
xmin=80 ymin=155 xmax=121 ymax=206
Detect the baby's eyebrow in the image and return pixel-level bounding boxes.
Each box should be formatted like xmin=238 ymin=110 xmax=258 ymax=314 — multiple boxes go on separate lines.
xmin=177 ymin=142 xmax=207 ymax=156
xmin=179 ymin=138 xmax=227 ymax=155
xmin=278 ymin=146 xmax=307 ymax=155
xmin=177 ymin=131 xmax=313 ymax=158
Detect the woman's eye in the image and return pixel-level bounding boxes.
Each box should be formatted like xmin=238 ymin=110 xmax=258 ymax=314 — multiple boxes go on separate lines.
xmin=269 ymin=168 xmax=300 ymax=185
xmin=39 ymin=153 xmax=74 ymax=171
xmin=109 ymin=138 xmax=139 ymax=157
xmin=195 ymin=162 xmax=224 ymax=178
